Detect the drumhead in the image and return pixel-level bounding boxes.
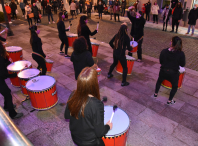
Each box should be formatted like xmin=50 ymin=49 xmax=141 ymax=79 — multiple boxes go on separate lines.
xmin=6 ymin=46 xmax=22 ymax=52
xmin=126 ymin=55 xmax=136 ymax=61
xmin=179 ymin=66 xmax=185 ymax=73
xmin=18 ymin=69 xmax=40 ymax=79
xmin=26 ymin=75 xmax=56 ymax=91
xmin=91 ymin=42 xmax=99 ymax=46
xmin=7 ymin=60 xmax=32 ymax=72
xmin=45 ymin=59 xmax=54 ymax=63
xmin=104 ymin=106 xmax=130 ymax=137
xmin=68 ymin=34 xmax=78 ymax=37
xmin=96 ymin=68 xmax=101 ymax=72
xmin=130 ymin=41 xmax=138 ymax=47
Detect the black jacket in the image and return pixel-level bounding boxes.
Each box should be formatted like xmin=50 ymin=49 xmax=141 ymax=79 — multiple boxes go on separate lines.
xmin=145 ymin=2 xmax=151 ymax=12
xmin=188 ymin=8 xmax=198 ymax=25
xmin=70 ymin=51 xmax=94 ymax=80
xmin=57 ymin=21 xmax=69 ymax=38
xmin=31 ymin=35 xmax=46 ymax=58
xmin=127 ymin=11 xmax=146 ymax=39
xmin=9 ymin=2 xmax=17 ymax=12
xmin=98 ymin=4 xmax=103 ymax=13
xmin=52 ymin=1 xmax=58 ymax=7
xmin=46 ymin=5 xmax=52 ymax=14
xmin=172 ymin=7 xmax=183 ymax=20
xmin=32 ymin=6 xmax=39 ymax=17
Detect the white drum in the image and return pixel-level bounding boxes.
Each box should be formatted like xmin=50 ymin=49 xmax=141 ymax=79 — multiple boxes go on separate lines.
xmin=129 ymin=41 xmax=138 ymax=53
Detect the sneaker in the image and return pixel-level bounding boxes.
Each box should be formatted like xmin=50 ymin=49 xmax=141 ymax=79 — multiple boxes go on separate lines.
xmin=107 ymin=74 xmax=113 ymax=79
xmin=12 ymin=113 xmax=23 ymax=119
xmin=9 ymin=21 xmax=12 ymax=24
xmin=191 ymin=33 xmax=194 ymax=36
xmin=59 ymin=51 xmax=64 ymax=54
xmin=167 ymin=100 xmax=176 ymax=105
xmin=65 ymin=55 xmax=71 ymax=58
xmin=49 ymin=22 xmax=51 ymax=24
xmin=170 ymin=30 xmax=174 ymax=32
xmin=53 ymin=21 xmax=55 ymax=23
xmin=153 ymin=94 xmax=157 ymax=98
xmin=136 ymin=59 xmax=142 ymax=62
xmin=185 ymin=32 xmax=189 ymax=34
xmin=4 ymin=104 xmax=16 ymax=111
xmin=121 ymin=82 xmax=130 ymax=86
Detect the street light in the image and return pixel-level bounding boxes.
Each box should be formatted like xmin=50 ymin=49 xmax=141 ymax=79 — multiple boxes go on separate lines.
xmin=1 ymin=0 xmax=14 ymax=36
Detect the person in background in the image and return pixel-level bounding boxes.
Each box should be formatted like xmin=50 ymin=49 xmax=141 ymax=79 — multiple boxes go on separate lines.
xmin=70 ymin=0 xmax=77 ymax=19
xmin=36 ymin=0 xmax=42 ymax=14
xmin=186 ymin=4 xmax=198 ymax=36
xmin=94 ymin=3 xmax=97 ymax=12
xmin=76 ymin=0 xmax=79 ymax=15
xmin=121 ymin=0 xmax=126 ymax=16
xmin=98 ymin=0 xmax=103 ymax=19
xmin=86 ymin=1 xmax=92 ymax=18
xmin=41 ymin=0 xmax=47 ymax=15
xmin=151 ymin=1 xmax=159 ymax=24
xmin=154 ymin=36 xmax=185 ymax=105
xmin=170 ymin=2 xmax=183 ymax=33
xmin=5 ymin=3 xmax=12 ymax=24
xmin=171 ymin=0 xmax=178 ymax=9
xmin=79 ymin=0 xmax=83 ymax=13
xmin=32 ymin=3 xmax=39 ymax=25
xmin=141 ymin=4 xmax=146 ymax=18
xmin=133 ymin=0 xmax=139 ymax=12
xmin=162 ymin=4 xmax=171 ymax=31
xmin=113 ymin=2 xmax=120 ymax=22
xmin=109 ymin=4 xmax=113 ymax=20
xmin=52 ymin=0 xmax=58 ymax=14
xmin=65 ymin=67 xmax=112 ymax=146
xmin=46 ymin=3 xmax=55 ymax=24
xmin=25 ymin=3 xmax=32 ymax=27
xmin=145 ymin=0 xmax=151 ymax=21
xmin=9 ymin=0 xmax=17 ymax=19
xmin=20 ymin=0 xmax=25 ymax=17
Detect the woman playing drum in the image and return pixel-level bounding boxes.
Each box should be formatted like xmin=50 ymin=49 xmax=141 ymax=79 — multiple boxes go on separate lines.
xmin=64 ymin=67 xmax=112 ymax=146
xmin=154 ymin=36 xmax=185 ymax=105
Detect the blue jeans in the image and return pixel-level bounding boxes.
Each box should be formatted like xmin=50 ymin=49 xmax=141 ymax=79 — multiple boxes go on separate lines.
xmin=99 ymin=13 xmax=102 ymax=18
xmin=48 ymin=14 xmax=54 ymax=22
xmin=187 ymin=25 xmax=195 ymax=34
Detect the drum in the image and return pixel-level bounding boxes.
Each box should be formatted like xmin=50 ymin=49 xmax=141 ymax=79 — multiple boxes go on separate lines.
xmin=130 ymin=41 xmax=138 ymax=53
xmin=7 ymin=60 xmax=32 ymax=87
xmin=161 ymin=67 xmax=185 ymax=89
xmin=102 ymin=106 xmax=130 ymax=146
xmin=68 ymin=34 xmax=78 ymax=47
xmin=45 ymin=59 xmax=54 ymax=72
xmin=116 ymin=55 xmax=136 ymax=75
xmin=96 ymin=67 xmax=101 ymax=77
xmin=91 ymin=42 xmax=100 ymax=57
xmin=6 ymin=46 xmax=23 ymax=62
xmin=18 ymin=69 xmax=40 ymax=96
xmin=26 ymin=76 xmax=58 ymax=110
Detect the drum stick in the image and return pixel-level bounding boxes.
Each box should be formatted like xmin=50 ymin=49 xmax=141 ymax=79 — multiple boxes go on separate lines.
xmin=110 ymin=105 xmax=117 ymax=123
xmin=133 ymin=38 xmax=134 ymax=41
xmin=0 ymin=29 xmax=5 ymax=34
xmin=97 ymin=22 xmax=99 ymax=31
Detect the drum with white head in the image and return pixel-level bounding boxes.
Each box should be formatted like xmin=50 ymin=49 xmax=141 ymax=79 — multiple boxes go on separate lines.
xmin=130 ymin=41 xmax=138 ymax=53
xmin=6 ymin=46 xmax=23 ymax=62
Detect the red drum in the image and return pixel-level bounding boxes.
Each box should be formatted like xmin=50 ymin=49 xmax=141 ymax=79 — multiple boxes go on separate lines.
xmin=18 ymin=69 xmax=40 ymax=96
xmin=26 ymin=76 xmax=58 ymax=110
xmin=91 ymin=42 xmax=100 ymax=57
xmin=68 ymin=34 xmax=78 ymax=47
xmin=6 ymin=46 xmax=23 ymax=62
xmin=162 ymin=67 xmax=185 ymax=89
xmin=102 ymin=106 xmax=130 ymax=146
xmin=45 ymin=59 xmax=54 ymax=72
xmin=116 ymin=55 xmax=136 ymax=75
xmin=130 ymin=41 xmax=138 ymax=53
xmin=96 ymin=67 xmax=102 ymax=77
xmin=7 ymin=61 xmax=32 ymax=87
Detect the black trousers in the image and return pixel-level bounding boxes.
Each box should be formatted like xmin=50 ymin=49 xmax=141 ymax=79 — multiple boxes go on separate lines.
xmin=153 ymin=14 xmax=158 ymax=23
xmin=59 ymin=35 xmax=69 ymax=55
xmin=21 ymin=9 xmax=25 ymax=15
xmin=0 ymin=80 xmax=17 ymax=118
xmin=53 ymin=7 xmax=57 ymax=14
xmin=80 ymin=6 xmax=82 ymax=13
xmin=43 ymin=6 xmax=45 ymax=15
xmin=172 ymin=18 xmax=179 ymax=32
xmin=108 ymin=54 xmax=128 ymax=83
xmin=155 ymin=69 xmax=179 ymax=101
xmin=146 ymin=12 xmax=150 ymax=21
xmin=11 ymin=11 xmax=17 ymax=19
xmin=32 ymin=54 xmax=47 ymax=75
xmin=27 ymin=15 xmax=32 ymax=26
xmin=114 ymin=13 xmax=120 ymax=21
xmin=128 ymin=38 xmax=143 ymax=60
xmin=34 ymin=16 xmax=39 ymax=24
xmin=163 ymin=16 xmax=169 ymax=30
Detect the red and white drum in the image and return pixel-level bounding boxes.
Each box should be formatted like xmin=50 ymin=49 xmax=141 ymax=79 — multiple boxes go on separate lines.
xmin=130 ymin=41 xmax=138 ymax=53
xmin=68 ymin=34 xmax=78 ymax=47
xmin=91 ymin=42 xmax=100 ymax=57
xmin=45 ymin=59 xmax=54 ymax=72
xmin=18 ymin=69 xmax=40 ymax=96
xmin=6 ymin=46 xmax=23 ymax=62
xmin=7 ymin=60 xmax=32 ymax=87
xmin=116 ymin=55 xmax=136 ymax=75
xmin=162 ymin=66 xmax=185 ymax=89
xmin=26 ymin=76 xmax=58 ymax=110
xmin=96 ymin=67 xmax=102 ymax=77
xmin=102 ymin=106 xmax=130 ymax=146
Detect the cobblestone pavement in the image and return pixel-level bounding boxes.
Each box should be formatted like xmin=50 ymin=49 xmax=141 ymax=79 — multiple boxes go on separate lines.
xmin=1 ymin=23 xmax=198 ymax=146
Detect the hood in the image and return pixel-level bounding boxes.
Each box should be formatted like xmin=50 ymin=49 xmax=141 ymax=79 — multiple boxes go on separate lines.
xmin=72 ymin=51 xmax=88 ymax=62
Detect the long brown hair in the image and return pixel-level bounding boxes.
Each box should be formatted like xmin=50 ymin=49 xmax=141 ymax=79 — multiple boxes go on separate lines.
xmin=77 ymin=15 xmax=87 ymax=36
xmin=0 ymin=41 xmax=7 ymax=59
xmin=172 ymin=36 xmax=182 ymax=51
xmin=67 ymin=67 xmax=100 ymax=119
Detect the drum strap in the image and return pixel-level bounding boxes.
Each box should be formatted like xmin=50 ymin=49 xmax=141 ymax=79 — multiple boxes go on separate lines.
xmin=131 ymin=36 xmax=143 ymax=43
xmin=32 ymin=52 xmax=45 ymax=60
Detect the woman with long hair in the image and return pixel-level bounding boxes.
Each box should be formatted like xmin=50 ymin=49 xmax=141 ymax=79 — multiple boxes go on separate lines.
xmin=154 ymin=36 xmax=185 ymax=105
xmin=30 ymin=25 xmax=47 ymax=75
xmin=77 ymin=15 xmax=98 ymax=55
xmin=0 ymin=41 xmax=23 ymax=119
xmin=107 ymin=23 xmax=133 ymax=86
xmin=57 ymin=12 xmax=70 ymax=57
xmin=65 ymin=67 xmax=112 ymax=146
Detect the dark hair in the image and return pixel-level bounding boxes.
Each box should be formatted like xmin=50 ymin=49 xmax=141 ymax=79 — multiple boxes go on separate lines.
xmin=57 ymin=12 xmax=63 ymax=23
xmin=139 ymin=11 xmax=143 ymax=15
xmin=172 ymin=36 xmax=182 ymax=51
xmin=73 ymin=36 xmax=88 ymax=54
xmin=0 ymin=41 xmax=7 ymax=59
xmin=77 ymin=15 xmax=87 ymax=35
xmin=67 ymin=67 xmax=100 ymax=119
xmin=176 ymin=2 xmax=182 ymax=8
xmin=29 ymin=25 xmax=38 ymax=46
xmin=114 ymin=24 xmax=128 ymax=50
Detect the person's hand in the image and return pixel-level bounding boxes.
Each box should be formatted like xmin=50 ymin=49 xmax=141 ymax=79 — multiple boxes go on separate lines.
xmin=96 ymin=28 xmax=98 ymax=31
xmin=106 ymin=120 xmax=113 ymax=130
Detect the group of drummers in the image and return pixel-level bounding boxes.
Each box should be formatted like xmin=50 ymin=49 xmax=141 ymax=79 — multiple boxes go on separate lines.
xmin=0 ymin=8 xmax=186 ymax=146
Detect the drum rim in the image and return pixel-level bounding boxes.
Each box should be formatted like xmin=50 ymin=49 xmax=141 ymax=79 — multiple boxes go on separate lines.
xmin=26 ymin=75 xmax=56 ymax=92
xmin=91 ymin=42 xmax=100 ymax=45
xmin=130 ymin=41 xmax=138 ymax=47
xmin=18 ymin=68 xmax=40 ymax=79
xmin=6 ymin=46 xmax=22 ymax=52
xmin=7 ymin=60 xmax=32 ymax=72
xmin=68 ymin=34 xmax=78 ymax=37
xmin=104 ymin=105 xmax=130 ymax=137
xmin=45 ymin=59 xmax=54 ymax=63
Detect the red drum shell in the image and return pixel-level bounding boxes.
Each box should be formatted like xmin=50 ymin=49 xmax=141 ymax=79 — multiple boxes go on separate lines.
xmin=68 ymin=35 xmax=78 ymax=47
xmin=91 ymin=42 xmax=100 ymax=57
xmin=116 ymin=56 xmax=135 ymax=75
xmin=6 ymin=46 xmax=23 ymax=62
xmin=45 ymin=59 xmax=54 ymax=72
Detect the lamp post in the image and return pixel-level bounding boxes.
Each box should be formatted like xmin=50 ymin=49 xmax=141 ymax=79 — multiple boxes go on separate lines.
xmin=1 ymin=0 xmax=14 ymax=36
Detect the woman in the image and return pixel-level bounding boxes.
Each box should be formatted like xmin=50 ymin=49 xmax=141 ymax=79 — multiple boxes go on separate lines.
xmin=65 ymin=67 xmax=112 ymax=146
xmin=30 ymin=25 xmax=47 ymax=75
xmin=32 ymin=3 xmax=39 ymax=25
xmin=57 ymin=12 xmax=70 ymax=57
xmin=19 ymin=0 xmax=25 ymax=17
xmin=151 ymin=2 xmax=159 ymax=24
xmin=113 ymin=2 xmax=120 ymax=22
xmin=108 ymin=23 xmax=133 ymax=86
xmin=162 ymin=4 xmax=171 ymax=31
xmin=77 ymin=16 xmax=98 ymax=55
xmin=154 ymin=36 xmax=185 ymax=105
xmin=0 ymin=39 xmax=23 ymax=119
xmin=70 ymin=0 xmax=76 ymax=19
xmin=98 ymin=0 xmax=103 ymax=19
xmin=25 ymin=3 xmax=32 ymax=27
xmin=71 ymin=36 xmax=95 ymax=80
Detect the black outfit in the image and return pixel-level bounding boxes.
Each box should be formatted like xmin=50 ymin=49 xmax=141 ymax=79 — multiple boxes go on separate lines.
xmin=155 ymin=48 xmax=185 ymax=101
xmin=162 ymin=8 xmax=171 ymax=31
xmin=41 ymin=0 xmax=47 ymax=15
xmin=65 ymin=96 xmax=110 ymax=146
xmin=171 ymin=7 xmax=183 ymax=32
xmin=171 ymin=0 xmax=178 ymax=8
xmin=121 ymin=1 xmax=126 ymax=16
xmin=79 ymin=0 xmax=83 ymax=13
xmin=153 ymin=15 xmax=158 ymax=23
xmin=46 ymin=5 xmax=54 ymax=22
xmin=31 ymin=35 xmax=47 ymax=75
xmin=127 ymin=11 xmax=146 ymax=60
xmin=71 ymin=51 xmax=94 ymax=80
xmin=57 ymin=21 xmax=69 ymax=55
xmin=32 ymin=6 xmax=39 ymax=24
xmin=188 ymin=8 xmax=198 ymax=25
xmin=78 ymin=25 xmax=97 ymax=54
xmin=9 ymin=2 xmax=17 ymax=19
xmin=108 ymin=34 xmax=132 ymax=83
xmin=52 ymin=1 xmax=58 ymax=14
xmin=98 ymin=4 xmax=103 ymax=18
xmin=145 ymin=2 xmax=151 ymax=21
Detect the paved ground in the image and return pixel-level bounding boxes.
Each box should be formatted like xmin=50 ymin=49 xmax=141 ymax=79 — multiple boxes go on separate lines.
xmin=0 ymin=21 xmax=198 ymax=146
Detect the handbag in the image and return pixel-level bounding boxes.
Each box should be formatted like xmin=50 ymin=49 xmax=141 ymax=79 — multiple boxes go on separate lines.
xmin=28 ymin=13 xmax=34 ymax=18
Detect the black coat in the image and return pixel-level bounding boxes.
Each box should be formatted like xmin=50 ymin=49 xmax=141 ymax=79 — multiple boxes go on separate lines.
xmin=172 ymin=7 xmax=183 ymax=20
xmin=145 ymin=2 xmax=151 ymax=13
xmin=188 ymin=8 xmax=198 ymax=25
xmin=46 ymin=5 xmax=52 ymax=14
xmin=98 ymin=4 xmax=103 ymax=13
xmin=9 ymin=2 xmax=17 ymax=12
xmin=32 ymin=6 xmax=39 ymax=17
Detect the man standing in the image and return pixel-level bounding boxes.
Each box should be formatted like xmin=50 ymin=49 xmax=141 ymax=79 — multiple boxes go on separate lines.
xmin=9 ymin=0 xmax=17 ymax=19
xmin=145 ymin=0 xmax=151 ymax=21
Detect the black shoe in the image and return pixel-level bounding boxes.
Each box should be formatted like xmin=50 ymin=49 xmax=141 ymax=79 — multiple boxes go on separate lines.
xmin=11 ymin=113 xmax=23 ymax=119
xmin=121 ymin=82 xmax=130 ymax=86
xmin=162 ymin=29 xmax=164 ymax=31
xmin=153 ymin=94 xmax=157 ymax=98
xmin=170 ymin=30 xmax=174 ymax=32
xmin=165 ymin=29 xmax=167 ymax=31
xmin=59 ymin=51 xmax=64 ymax=54
xmin=107 ymin=74 xmax=113 ymax=79
xmin=4 ymin=104 xmax=16 ymax=111
xmin=167 ymin=100 xmax=176 ymax=105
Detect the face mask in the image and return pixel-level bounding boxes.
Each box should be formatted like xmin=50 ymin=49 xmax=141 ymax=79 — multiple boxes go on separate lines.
xmin=36 ymin=29 xmax=40 ymax=34
xmin=62 ymin=15 xmax=65 ymax=19
xmin=33 ymin=4 xmax=36 ymax=6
